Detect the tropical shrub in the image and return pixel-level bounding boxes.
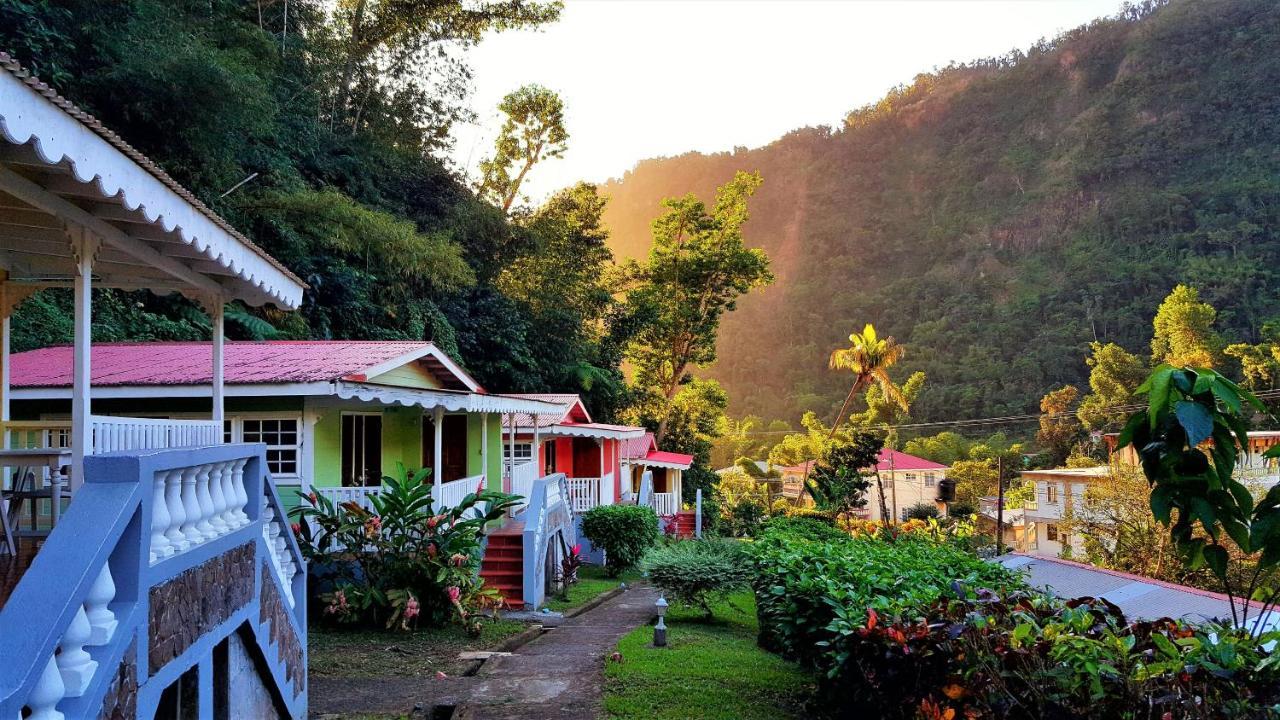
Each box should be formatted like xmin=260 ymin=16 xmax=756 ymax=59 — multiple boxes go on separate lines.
xmin=758 ymin=515 xmax=848 ymax=543
xmin=580 ymin=504 xmax=660 ymax=577
xmin=903 ymin=501 xmax=940 ymax=521
xmin=751 ymin=523 xmax=1280 ymax=718
xmin=291 ymin=466 xmax=521 ymax=632
xmin=642 ymin=539 xmax=751 ymax=617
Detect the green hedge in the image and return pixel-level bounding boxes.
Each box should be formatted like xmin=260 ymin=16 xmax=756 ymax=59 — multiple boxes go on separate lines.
xmin=642 ymin=539 xmax=751 ymax=617
xmin=581 ymin=504 xmax=660 ymax=577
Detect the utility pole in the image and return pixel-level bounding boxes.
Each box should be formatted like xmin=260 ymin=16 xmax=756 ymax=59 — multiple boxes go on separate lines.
xmin=890 ymin=451 xmax=898 ymax=523
xmin=995 ymin=455 xmax=1005 ymax=556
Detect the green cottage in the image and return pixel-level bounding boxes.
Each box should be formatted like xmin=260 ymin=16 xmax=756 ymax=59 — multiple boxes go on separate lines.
xmin=7 ymin=341 xmax=563 ymax=509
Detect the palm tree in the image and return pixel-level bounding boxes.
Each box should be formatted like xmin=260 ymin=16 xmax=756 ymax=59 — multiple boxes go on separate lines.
xmin=811 ymin=324 xmax=908 ymax=524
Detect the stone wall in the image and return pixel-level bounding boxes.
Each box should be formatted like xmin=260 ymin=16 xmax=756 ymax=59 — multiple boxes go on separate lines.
xmin=149 ymin=543 xmax=255 ymax=674
xmin=259 ymin=565 xmax=304 ymax=695
xmin=97 ymin=639 xmax=137 ymax=720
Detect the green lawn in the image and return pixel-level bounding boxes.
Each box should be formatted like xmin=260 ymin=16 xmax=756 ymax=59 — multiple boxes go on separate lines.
xmin=309 ymin=619 xmax=528 ymax=678
xmin=603 ymin=591 xmax=815 ymax=720
xmin=543 ymin=564 xmax=640 ymax=613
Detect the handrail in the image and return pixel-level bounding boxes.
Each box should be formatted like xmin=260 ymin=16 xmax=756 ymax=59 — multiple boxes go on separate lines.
xmin=0 ymin=443 xmax=280 ymax=719
xmin=520 ymin=473 xmax=575 ymax=609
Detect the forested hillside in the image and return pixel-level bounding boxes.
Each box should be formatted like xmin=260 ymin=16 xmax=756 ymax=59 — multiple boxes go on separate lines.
xmin=601 ymin=0 xmax=1280 ymax=424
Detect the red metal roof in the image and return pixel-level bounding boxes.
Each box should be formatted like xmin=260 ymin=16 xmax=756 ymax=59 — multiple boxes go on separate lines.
xmin=11 ymin=341 xmax=451 ymax=387
xmin=503 ymin=393 xmax=590 ymax=428
xmin=780 ymin=449 xmax=946 ymax=474
xmin=645 ymin=450 xmax=694 ymax=468
xmin=621 ymin=432 xmax=658 ymax=460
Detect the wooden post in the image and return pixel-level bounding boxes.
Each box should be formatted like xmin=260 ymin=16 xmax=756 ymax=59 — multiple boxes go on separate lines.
xmin=70 ymin=228 xmax=99 ymax=491
xmin=481 ymin=412 xmax=488 ymax=491
xmin=995 ymin=455 xmax=1005 ymax=556
xmin=695 ymin=488 xmax=703 ymax=539
xmin=210 ymin=298 xmax=225 ymax=426
xmin=506 ymin=413 xmax=515 ymax=488
xmin=432 ymin=407 xmax=443 ymax=489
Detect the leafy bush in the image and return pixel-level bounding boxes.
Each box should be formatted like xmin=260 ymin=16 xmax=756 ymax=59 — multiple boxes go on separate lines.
xmin=291 ymin=466 xmax=520 ymax=632
xmin=642 ymin=539 xmax=751 ymax=617
xmin=759 ymin=515 xmax=848 ymax=543
xmin=751 ymin=527 xmax=1280 ymax=719
xmin=903 ymin=502 xmax=940 ymax=521
xmin=580 ymin=504 xmax=660 ymax=577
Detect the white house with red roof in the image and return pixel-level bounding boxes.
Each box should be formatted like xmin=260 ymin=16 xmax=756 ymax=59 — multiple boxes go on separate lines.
xmin=779 ymin=448 xmax=950 ymax=521
xmin=619 ymin=432 xmax=694 ymax=516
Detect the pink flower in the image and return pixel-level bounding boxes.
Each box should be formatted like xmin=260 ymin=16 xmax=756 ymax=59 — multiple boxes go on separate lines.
xmin=447 ymin=586 xmax=461 ymax=603
xmin=571 ymin=544 xmax=582 ymax=557
xmin=450 ymin=553 xmax=468 ymax=567
xmin=427 ymin=514 xmax=442 ymax=530
xmin=364 ymin=515 xmax=382 ymax=538
xmin=308 ymin=492 xmax=317 ymax=503
xmin=435 ymin=671 xmax=448 ymax=680
xmin=404 ymin=597 xmax=420 ymax=621
xmin=476 ymin=478 xmax=485 ymax=494
xmin=290 ymin=522 xmax=301 ymax=535
xmin=427 ymin=543 xmax=438 ymax=559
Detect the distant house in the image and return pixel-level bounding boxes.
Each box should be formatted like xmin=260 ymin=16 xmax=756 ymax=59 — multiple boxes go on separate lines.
xmin=977 ymin=495 xmax=1033 ymax=552
xmin=778 ymin=449 xmax=950 ymax=521
xmin=1104 ymin=430 xmax=1280 ymax=482
xmin=1019 ymin=466 xmax=1111 ymax=557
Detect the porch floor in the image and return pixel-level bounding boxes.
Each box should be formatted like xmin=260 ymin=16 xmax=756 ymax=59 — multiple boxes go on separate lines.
xmin=0 ymin=536 xmax=42 ymax=611
xmin=490 ymin=520 xmax=524 ymax=536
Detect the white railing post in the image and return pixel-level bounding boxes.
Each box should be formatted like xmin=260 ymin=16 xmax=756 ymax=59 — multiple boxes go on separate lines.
xmin=26 ymin=655 xmax=65 ymax=720
xmin=178 ymin=466 xmax=204 ymax=548
xmin=162 ymin=468 xmax=190 ymax=554
xmin=83 ymin=565 xmax=117 ymax=646
xmin=55 ymin=606 xmax=96 ymax=697
xmin=150 ymin=470 xmax=174 ymax=562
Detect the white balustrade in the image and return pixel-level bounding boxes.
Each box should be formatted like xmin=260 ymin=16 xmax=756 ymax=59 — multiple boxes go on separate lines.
xmin=84 ymin=565 xmax=118 ymax=646
xmin=261 ymin=502 xmax=299 ymax=608
xmin=435 ymin=474 xmax=483 ymax=511
xmin=652 ymin=492 xmax=677 ymax=516
xmin=149 ymin=459 xmax=251 ymax=565
xmin=315 ymin=486 xmax=382 ymax=510
xmin=89 ymin=416 xmax=220 ymax=454
xmin=566 ymin=477 xmax=601 ymax=512
xmin=25 ymin=655 xmax=65 ymax=720
xmin=55 ymin=607 xmax=96 ymax=697
xmin=509 ymin=462 xmax=538 ymax=510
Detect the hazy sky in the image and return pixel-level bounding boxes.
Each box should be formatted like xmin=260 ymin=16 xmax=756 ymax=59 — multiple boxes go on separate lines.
xmin=451 ymin=0 xmax=1126 ymax=203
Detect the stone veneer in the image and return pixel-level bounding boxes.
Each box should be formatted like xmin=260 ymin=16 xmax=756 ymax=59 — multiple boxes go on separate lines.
xmin=259 ymin=564 xmax=305 ymax=695
xmin=149 ymin=542 xmax=255 ymax=674
xmin=97 ymin=639 xmax=138 ymax=720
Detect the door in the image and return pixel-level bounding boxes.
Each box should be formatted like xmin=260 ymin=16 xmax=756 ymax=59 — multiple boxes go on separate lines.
xmin=423 ymin=414 xmax=469 ymax=483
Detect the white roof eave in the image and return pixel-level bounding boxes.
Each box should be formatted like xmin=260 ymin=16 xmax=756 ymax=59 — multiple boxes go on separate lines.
xmin=0 ymin=65 xmax=305 ymax=309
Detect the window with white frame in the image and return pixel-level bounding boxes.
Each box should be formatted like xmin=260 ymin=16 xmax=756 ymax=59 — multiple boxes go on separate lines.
xmin=924 ymin=472 xmax=937 ymax=488
xmin=225 ymin=417 xmax=302 ymax=479
xmin=342 ymin=413 xmax=383 ymax=486
xmin=504 ymin=443 xmax=533 ymax=465
xmin=905 ymin=472 xmax=917 ymax=485
xmin=1046 ymin=483 xmax=1058 ymax=504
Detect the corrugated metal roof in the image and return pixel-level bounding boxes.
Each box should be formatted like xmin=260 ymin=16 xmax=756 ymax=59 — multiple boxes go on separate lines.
xmin=997 ymin=554 xmax=1272 ymax=625
xmin=503 ymin=393 xmax=585 ymax=427
xmin=621 ymin=432 xmax=658 ymax=460
xmin=11 ymin=341 xmax=444 ymax=386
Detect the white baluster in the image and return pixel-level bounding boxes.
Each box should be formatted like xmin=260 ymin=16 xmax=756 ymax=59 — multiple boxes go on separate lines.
xmin=84 ymin=565 xmax=118 ymax=646
xmin=150 ymin=471 xmax=173 ymax=563
xmin=217 ymin=461 xmax=238 ymax=529
xmin=162 ymin=469 xmax=190 ymax=553
xmin=193 ymin=464 xmax=218 ymax=540
xmin=178 ymin=466 xmax=204 ymax=547
xmin=230 ymin=458 xmax=250 ymax=527
xmin=26 ymin=655 xmax=66 ymax=720
xmin=206 ymin=462 xmax=229 ymax=534
xmin=56 ymin=606 xmax=98 ymax=697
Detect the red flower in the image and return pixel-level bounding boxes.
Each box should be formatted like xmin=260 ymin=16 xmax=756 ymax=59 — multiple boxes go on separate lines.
xmin=447 ymin=586 xmax=461 ymax=603
xmin=866 ymin=608 xmax=878 ymax=630
xmin=450 ymin=553 xmax=468 ymax=567
xmin=290 ymin=522 xmax=301 ymax=535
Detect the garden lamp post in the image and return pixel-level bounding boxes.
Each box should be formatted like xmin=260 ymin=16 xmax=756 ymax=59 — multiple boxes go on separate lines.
xmin=654 ymin=596 xmax=668 ymax=647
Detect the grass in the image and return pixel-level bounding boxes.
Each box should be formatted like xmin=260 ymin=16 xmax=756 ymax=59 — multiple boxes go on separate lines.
xmin=603 ymin=591 xmax=815 ymax=720
xmin=308 ymin=618 xmax=527 ymax=678
xmin=543 ymin=564 xmax=641 ymax=613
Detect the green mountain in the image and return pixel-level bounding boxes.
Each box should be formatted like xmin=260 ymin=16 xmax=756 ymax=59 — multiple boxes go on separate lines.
xmin=600 ymin=0 xmax=1280 ymax=426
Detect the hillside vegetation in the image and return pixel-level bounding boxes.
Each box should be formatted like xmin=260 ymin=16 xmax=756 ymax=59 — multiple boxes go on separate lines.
xmin=601 ymin=0 xmax=1280 ymax=424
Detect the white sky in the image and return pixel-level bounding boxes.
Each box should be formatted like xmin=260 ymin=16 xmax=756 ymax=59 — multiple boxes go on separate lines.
xmin=451 ymin=0 xmax=1126 ymax=203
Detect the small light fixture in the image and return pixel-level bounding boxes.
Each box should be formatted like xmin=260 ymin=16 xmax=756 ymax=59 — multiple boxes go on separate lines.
xmin=654 ymin=596 xmax=669 ymax=647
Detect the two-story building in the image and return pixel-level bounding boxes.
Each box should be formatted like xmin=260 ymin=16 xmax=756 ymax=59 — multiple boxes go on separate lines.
xmin=1019 ymin=466 xmax=1110 ymax=557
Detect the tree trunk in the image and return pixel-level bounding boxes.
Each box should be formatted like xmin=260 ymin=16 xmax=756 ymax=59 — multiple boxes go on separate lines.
xmin=873 ymin=469 xmax=891 ymax=529
xmin=335 ymin=0 xmax=368 ymax=131
xmin=801 ymin=376 xmax=867 ymax=490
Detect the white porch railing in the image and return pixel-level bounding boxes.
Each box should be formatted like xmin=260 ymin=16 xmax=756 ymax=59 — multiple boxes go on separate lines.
xmin=436 ymin=474 xmax=484 ymax=511
xmin=315 ymin=486 xmax=381 ymax=511
xmin=2 ymin=416 xmax=221 ymax=455
xmin=566 ymin=477 xmax=601 ymax=512
xmin=509 ymin=461 xmax=539 ymax=511
xmin=653 ymin=491 xmax=677 ymax=516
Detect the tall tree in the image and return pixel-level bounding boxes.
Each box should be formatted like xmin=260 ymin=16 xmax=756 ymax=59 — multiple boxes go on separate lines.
xmin=329 ymin=0 xmax=561 ymax=144
xmin=623 ymin=171 xmax=773 ymax=443
xmin=1151 ymin=284 xmax=1222 ymax=368
xmin=806 ymin=431 xmax=884 ymax=514
xmin=1077 ymin=342 xmax=1149 ymax=431
xmin=479 ymin=84 xmax=569 ymax=212
xmin=1036 ymin=384 xmax=1081 ymax=467
xmin=828 ymin=324 xmax=908 ymax=434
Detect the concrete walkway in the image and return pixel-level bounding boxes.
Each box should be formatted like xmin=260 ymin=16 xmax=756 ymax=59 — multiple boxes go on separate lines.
xmin=310 ymin=585 xmax=660 ymax=719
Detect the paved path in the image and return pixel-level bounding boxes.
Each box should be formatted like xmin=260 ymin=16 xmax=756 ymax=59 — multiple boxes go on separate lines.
xmin=310 ymin=585 xmax=659 ymax=719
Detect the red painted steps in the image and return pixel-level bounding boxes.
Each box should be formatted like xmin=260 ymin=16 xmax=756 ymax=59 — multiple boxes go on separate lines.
xmin=480 ymin=523 xmax=525 ymax=609
xmin=667 ymin=511 xmax=699 ymax=538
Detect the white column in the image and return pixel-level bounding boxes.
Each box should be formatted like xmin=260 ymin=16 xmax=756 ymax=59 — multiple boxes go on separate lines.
xmin=1 ymin=281 xmax=9 ymax=430
xmin=432 ymin=406 xmax=443 ymax=489
xmin=533 ymin=421 xmax=541 ymax=477
xmin=506 ymin=413 xmax=515 ymax=485
xmin=70 ymin=229 xmax=99 ymax=491
xmin=480 ymin=413 xmax=489 ymax=491
xmin=211 ymin=298 xmax=225 ymax=425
